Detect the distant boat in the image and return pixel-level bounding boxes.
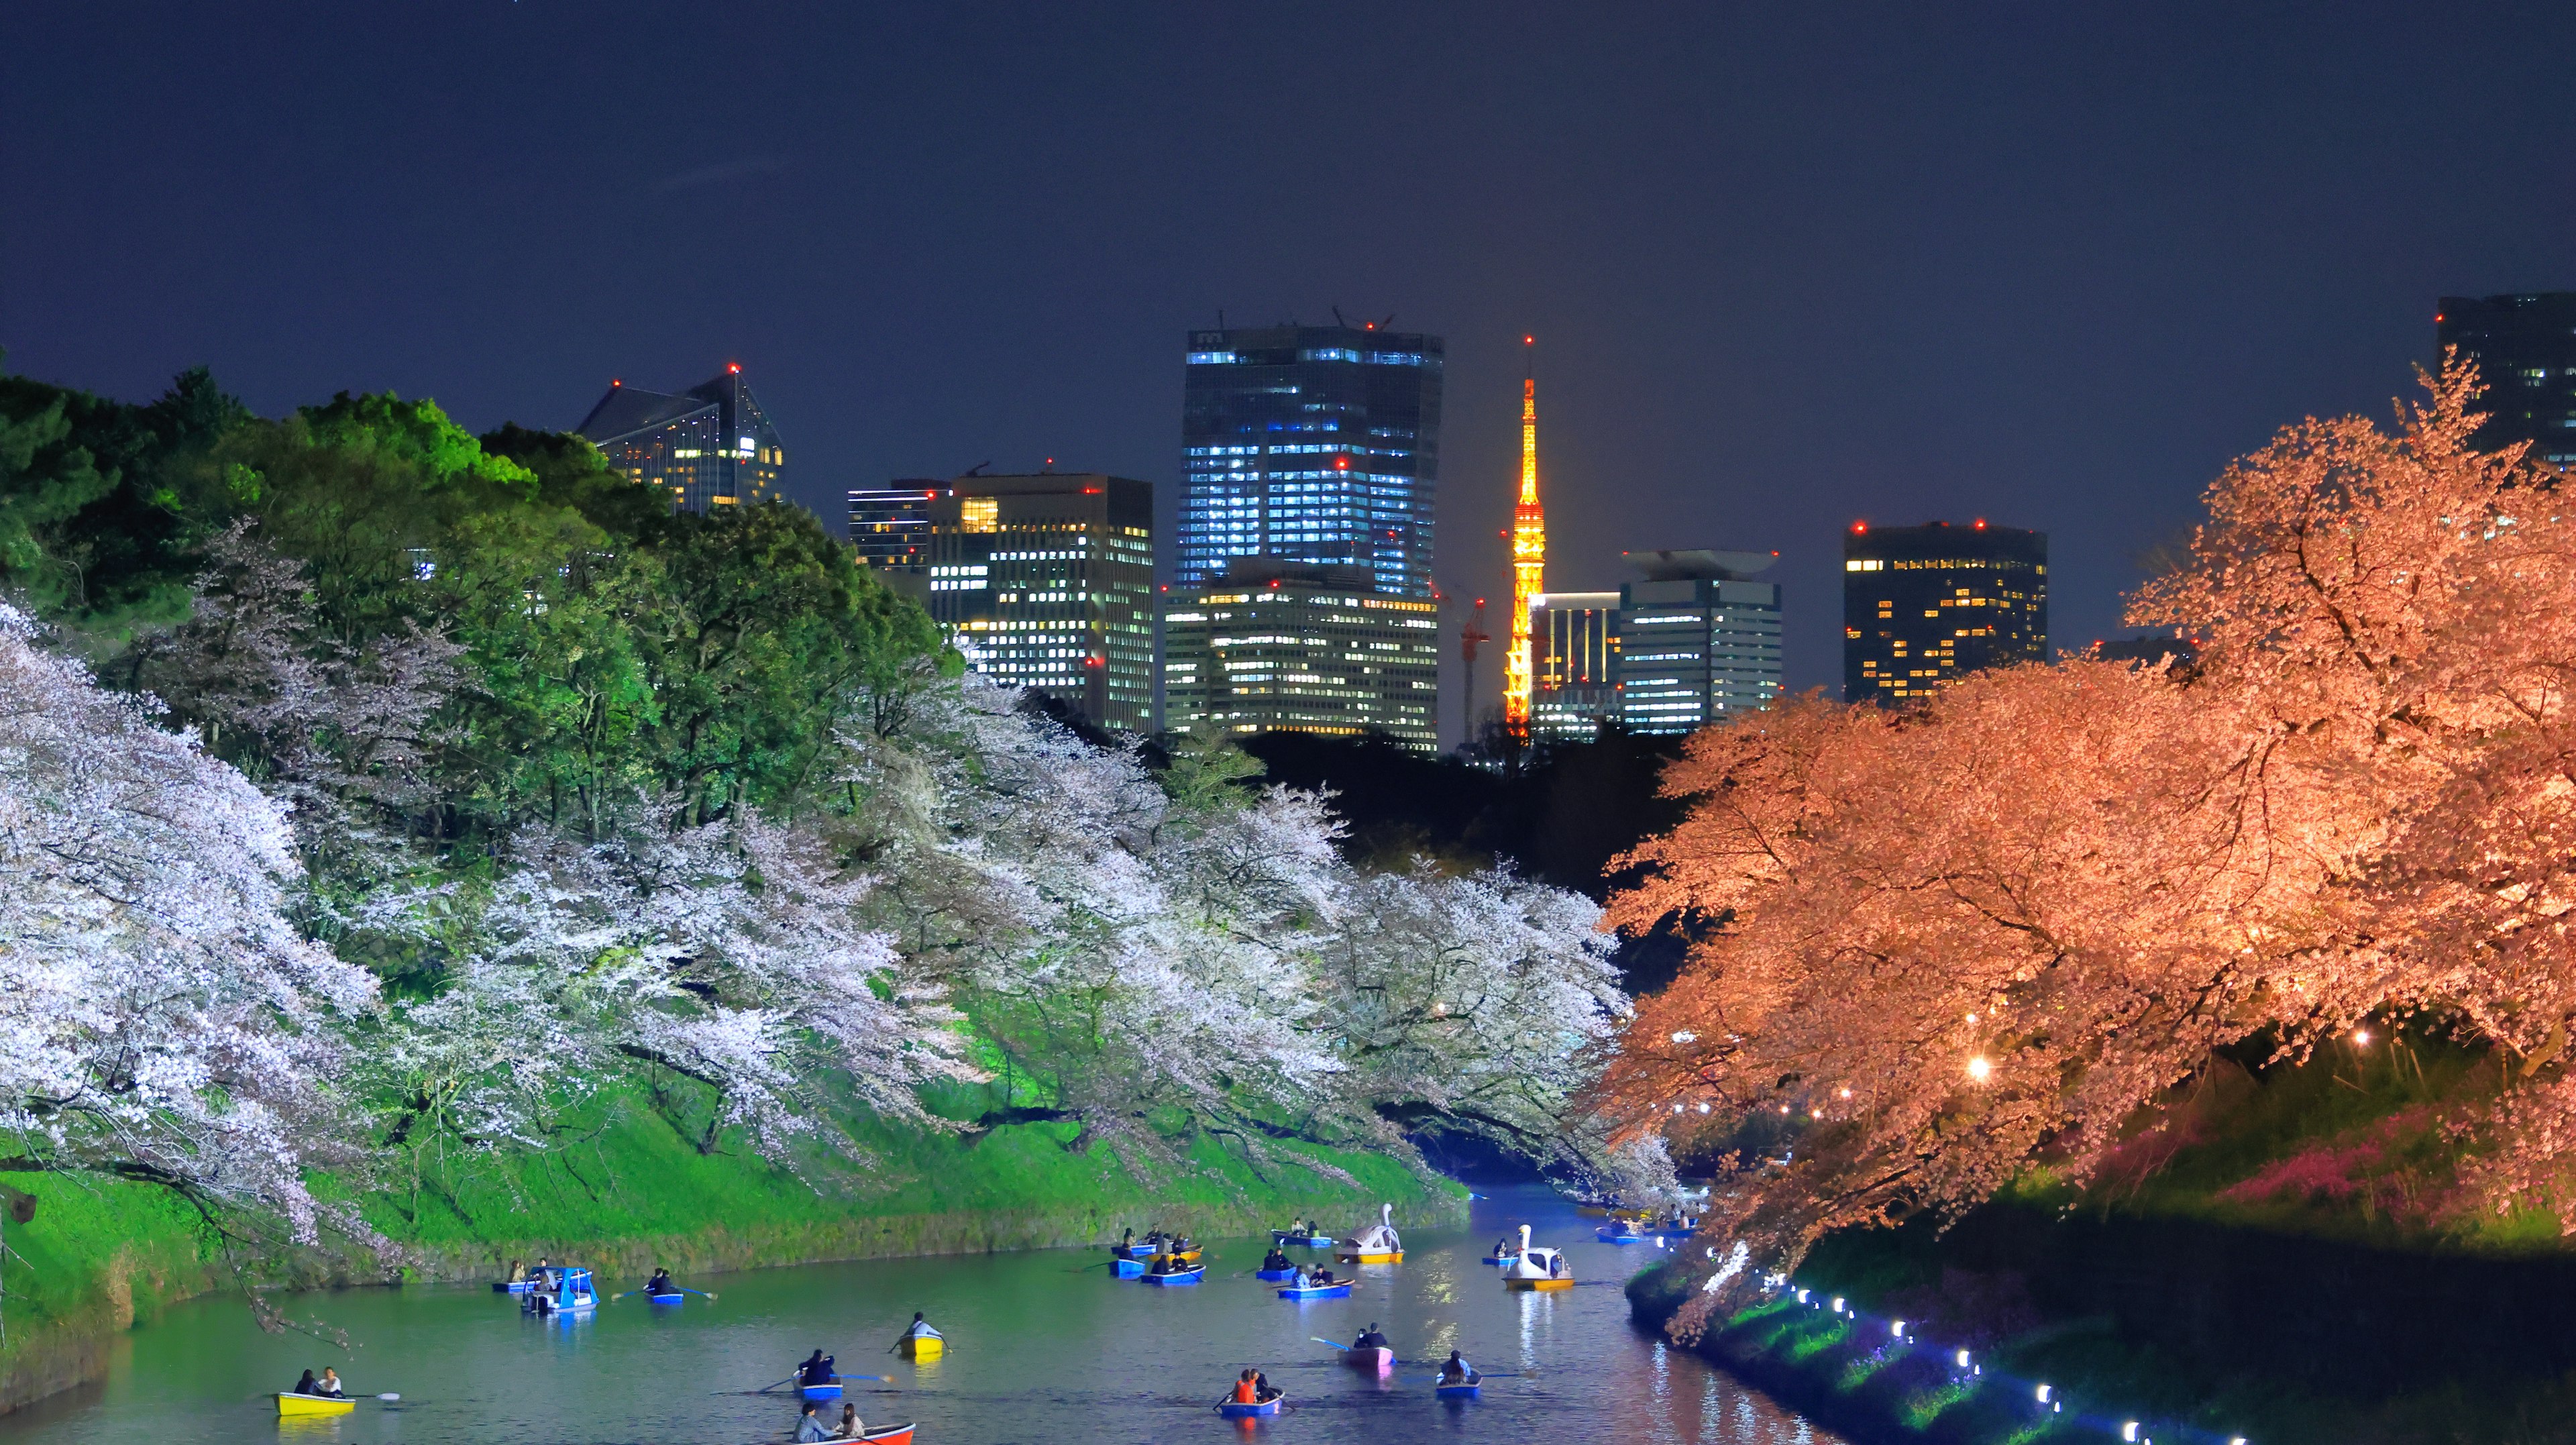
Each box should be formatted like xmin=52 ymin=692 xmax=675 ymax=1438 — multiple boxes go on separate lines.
xmin=1112 ymin=1256 xmax=1145 ymax=1279
xmin=1336 ymin=1203 xmax=1404 ymax=1264
xmin=275 ymin=1393 xmax=354 ymax=1417
xmin=1596 ymin=1222 xmax=1650 ymax=1244
xmin=1436 ymin=1379 xmax=1482 ymax=1401
xmin=1254 ymin=1267 xmax=1299 ymax=1281
xmin=649 ymin=1292 xmax=684 ymax=1305
xmin=1277 ymin=1282 xmax=1353 ymax=1300
xmin=1343 ymin=1345 xmax=1395 ymax=1374
xmin=801 ymin=1382 xmax=843 ymax=1400
xmin=1217 ymin=1396 xmax=1283 ymax=1419
xmin=897 ymin=1333 xmax=943 ymax=1361
xmin=1274 ymin=1228 xmax=1335 ymax=1247
xmin=1141 ymin=1265 xmax=1206 ymax=1286
xmin=1499 ymin=1226 xmax=1575 ymax=1291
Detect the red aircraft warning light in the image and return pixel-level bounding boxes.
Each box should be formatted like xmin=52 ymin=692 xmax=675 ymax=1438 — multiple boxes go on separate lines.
xmin=1974 ymin=518 xmax=1987 ymax=529
xmin=1852 ymin=521 xmax=1868 ymax=535
xmin=727 ymin=364 xmax=741 ymax=374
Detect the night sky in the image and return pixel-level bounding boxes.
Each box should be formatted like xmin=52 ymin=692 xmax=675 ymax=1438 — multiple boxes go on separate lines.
xmin=10 ymin=3 xmax=2573 ymax=741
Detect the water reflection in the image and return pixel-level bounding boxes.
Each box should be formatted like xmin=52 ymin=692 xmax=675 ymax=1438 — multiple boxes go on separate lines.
xmin=0 ymin=1186 xmax=1835 ymax=1445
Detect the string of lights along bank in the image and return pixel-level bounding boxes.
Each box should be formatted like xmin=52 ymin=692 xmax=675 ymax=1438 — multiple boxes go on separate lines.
xmin=1504 ymin=336 xmax=1545 ymax=741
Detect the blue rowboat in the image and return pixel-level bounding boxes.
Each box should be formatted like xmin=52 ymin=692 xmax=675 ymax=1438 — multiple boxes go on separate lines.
xmin=649 ymin=1292 xmax=684 ymax=1305
xmin=1112 ymin=1257 xmax=1144 ymax=1279
xmin=1216 ymin=1397 xmax=1283 ymax=1419
xmin=1288 ymin=1233 xmax=1334 ymax=1247
xmin=1254 ymin=1267 xmax=1299 ymax=1281
xmin=1276 ymin=1283 xmax=1352 ymax=1300
xmin=1140 ymin=1265 xmax=1205 ymax=1286
xmin=800 ymin=1382 xmax=843 ymax=1401
xmin=1595 ymin=1226 xmax=1649 ymax=1244
xmin=1436 ymin=1381 xmax=1481 ymax=1400
xmin=1478 ymin=1254 xmax=1513 ymax=1265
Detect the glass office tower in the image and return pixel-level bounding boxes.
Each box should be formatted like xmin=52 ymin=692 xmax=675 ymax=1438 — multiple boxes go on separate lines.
xmin=1614 ymin=551 xmax=1784 ymax=735
xmin=2436 ymin=293 xmax=2576 ymax=464
xmin=1179 ymin=323 xmax=1444 ymax=598
xmin=918 ymin=474 xmax=1157 ymax=733
xmin=575 ymin=366 xmax=784 ymax=513
xmin=1530 ymin=590 xmax=1622 ymax=741
xmin=1842 ymin=520 xmax=2046 ymax=704
xmin=1162 ymin=559 xmax=1441 ymax=751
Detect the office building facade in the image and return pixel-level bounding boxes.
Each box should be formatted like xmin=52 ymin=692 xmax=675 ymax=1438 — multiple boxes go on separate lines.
xmin=1179 ymin=323 xmax=1443 ymax=598
xmin=1842 ymin=520 xmax=2046 ymax=704
xmin=1615 ymin=551 xmax=1783 ymax=735
xmin=915 ymin=474 xmax=1156 ymax=732
xmin=575 ymin=366 xmax=784 ymax=513
xmin=848 ymin=483 xmax=938 ymax=575
xmin=1530 ymin=591 xmax=1621 ymax=741
xmin=2436 ymin=293 xmax=2576 ymax=464
xmin=1162 ymin=559 xmax=1440 ymax=751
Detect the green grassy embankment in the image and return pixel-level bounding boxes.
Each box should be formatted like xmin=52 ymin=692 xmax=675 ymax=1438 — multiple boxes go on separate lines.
xmin=1631 ymin=1025 xmax=2576 ymax=1445
xmin=1 ymin=1077 xmax=1459 ymax=1414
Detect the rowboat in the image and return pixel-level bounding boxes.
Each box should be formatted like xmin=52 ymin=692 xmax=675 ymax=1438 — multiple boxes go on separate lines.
xmin=1478 ymin=1254 xmax=1513 ymax=1265
xmin=1595 ymin=1226 xmax=1650 ymax=1244
xmin=897 ymin=1334 xmax=943 ymax=1360
xmin=1277 ymin=1282 xmax=1351 ymax=1300
xmin=1273 ymin=1230 xmax=1334 ymax=1248
xmin=853 ymin=1424 xmax=914 ymax=1444
xmin=276 ymin=1393 xmax=354 ymax=1417
xmin=1253 ymin=1267 xmax=1298 ymax=1281
xmin=1343 ymin=1345 xmax=1394 ymax=1373
xmin=1436 ymin=1380 xmax=1482 ymax=1400
xmin=1112 ymin=1256 xmax=1145 ymax=1279
xmin=1336 ymin=1248 xmax=1403 ymax=1265
xmin=649 ymin=1291 xmax=684 ymax=1304
xmin=1140 ymin=1265 xmax=1205 ymax=1286
xmin=1505 ymin=1276 xmax=1574 ymax=1291
xmin=1216 ymin=1396 xmax=1283 ymax=1419
xmin=1121 ymin=1242 xmax=1160 ymax=1259
xmin=491 ymin=1279 xmax=534 ymax=1293
xmin=801 ymin=1382 xmax=844 ymax=1400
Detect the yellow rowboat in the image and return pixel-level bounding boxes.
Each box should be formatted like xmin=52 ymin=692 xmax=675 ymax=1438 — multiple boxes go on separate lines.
xmin=276 ymin=1393 xmax=355 ymax=1417
xmin=897 ymin=1334 xmax=944 ymax=1361
xmin=1336 ymin=1249 xmax=1403 ymax=1265
xmin=1505 ymin=1276 xmax=1574 ymax=1291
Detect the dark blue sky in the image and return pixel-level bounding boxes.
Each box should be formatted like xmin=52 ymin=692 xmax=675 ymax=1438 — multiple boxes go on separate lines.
xmin=9 ymin=3 xmax=2571 ymax=739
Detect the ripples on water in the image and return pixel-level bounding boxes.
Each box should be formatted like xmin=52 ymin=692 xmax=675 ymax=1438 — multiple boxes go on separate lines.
xmin=0 ymin=1187 xmax=1833 ymax=1445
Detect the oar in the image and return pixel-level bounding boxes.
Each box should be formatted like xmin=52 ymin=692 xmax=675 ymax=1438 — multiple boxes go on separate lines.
xmin=832 ymin=1373 xmax=890 ymax=1383
xmin=750 ymin=1373 xmax=798 ymax=1395
xmin=680 ymin=1286 xmax=719 ymax=1301
xmin=1311 ymin=1338 xmax=1350 ymax=1351
xmin=375 ymin=1393 xmax=401 ymax=1401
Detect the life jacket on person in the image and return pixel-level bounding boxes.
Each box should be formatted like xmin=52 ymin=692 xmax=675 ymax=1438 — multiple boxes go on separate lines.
xmin=1234 ymin=1373 xmax=1259 ymax=1404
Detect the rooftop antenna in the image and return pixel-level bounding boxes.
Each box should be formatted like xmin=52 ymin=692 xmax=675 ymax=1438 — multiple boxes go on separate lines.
xmin=1381 ymin=313 xmax=1396 ymax=329
xmin=963 ymin=462 xmax=990 ymax=477
xmin=1218 ymin=309 xmax=1226 ymax=329
xmin=1332 ymin=305 xmax=1348 ymax=327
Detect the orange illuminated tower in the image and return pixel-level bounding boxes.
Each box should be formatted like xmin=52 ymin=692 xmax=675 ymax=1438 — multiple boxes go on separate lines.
xmin=1504 ymin=337 xmax=1544 ymax=738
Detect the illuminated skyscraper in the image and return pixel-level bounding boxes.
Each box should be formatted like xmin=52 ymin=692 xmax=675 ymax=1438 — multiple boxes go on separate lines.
xmin=2436 ymin=292 xmax=2576 ymax=464
xmin=1505 ymin=350 xmax=1544 ymax=739
xmin=1841 ymin=520 xmax=2046 ymax=704
xmin=917 ymin=473 xmax=1157 ymax=732
xmin=1162 ymin=559 xmax=1441 ymax=751
xmin=575 ymin=365 xmax=784 ymax=513
xmin=848 ymin=483 xmax=938 ymax=573
xmin=1179 ymin=323 xmax=1443 ymax=598
xmin=1615 ymin=550 xmax=1782 ymax=734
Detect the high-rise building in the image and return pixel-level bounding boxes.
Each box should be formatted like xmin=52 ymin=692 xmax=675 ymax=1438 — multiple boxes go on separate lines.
xmin=916 ymin=473 xmax=1156 ymax=733
xmin=2436 ymin=293 xmax=2576 ymax=464
xmin=575 ymin=365 xmax=784 ymax=513
xmin=1179 ymin=323 xmax=1444 ymax=598
xmin=1531 ymin=590 xmax=1621 ymax=741
xmin=1162 ymin=559 xmax=1441 ymax=751
xmin=1505 ymin=355 xmax=1545 ymax=739
xmin=1616 ymin=551 xmax=1783 ymax=734
xmin=1842 ymin=520 xmax=2046 ymax=704
xmin=848 ymin=482 xmax=938 ymax=574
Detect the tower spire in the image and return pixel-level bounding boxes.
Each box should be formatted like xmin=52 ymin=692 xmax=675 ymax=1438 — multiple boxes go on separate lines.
xmin=1505 ymin=335 xmax=1544 ymax=740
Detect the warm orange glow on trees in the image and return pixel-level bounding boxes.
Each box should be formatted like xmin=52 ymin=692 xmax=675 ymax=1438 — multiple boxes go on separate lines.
xmin=1603 ymin=358 xmax=2576 ymax=1334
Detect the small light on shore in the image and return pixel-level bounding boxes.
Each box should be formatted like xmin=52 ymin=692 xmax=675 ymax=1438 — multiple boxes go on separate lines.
xmin=1967 ymin=1055 xmax=1992 ymax=1081
xmin=2353 ymin=1029 xmax=2372 ymax=1045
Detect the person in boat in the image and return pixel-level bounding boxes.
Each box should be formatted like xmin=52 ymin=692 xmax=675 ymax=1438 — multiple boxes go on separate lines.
xmin=796 ymin=1401 xmax=830 ymax=1442
xmin=1313 ymin=1266 xmax=1338 ymax=1285
xmin=533 ymin=1255 xmax=551 ymax=1282
xmin=896 ymin=1311 xmax=941 ymax=1347
xmin=1260 ymin=1244 xmax=1291 ymax=1271
xmin=1353 ymin=1323 xmax=1389 ymax=1352
xmin=504 ymin=1258 xmax=525 ymax=1284
xmin=1288 ymin=1264 xmax=1311 ymax=1289
xmin=1152 ymin=1252 xmax=1182 ymax=1275
xmin=290 ymin=1369 xmax=320 ymax=1397
xmin=1493 ymin=1236 xmax=1513 ymax=1260
xmin=835 ymin=1402 xmax=863 ymax=1438
xmin=798 ymin=1349 xmax=833 ymax=1387
xmin=1548 ymin=1251 xmax=1566 ymax=1278
xmin=315 ymin=1367 xmax=345 ymax=1397
xmin=1120 ymin=1226 xmax=1135 ymax=1250
xmin=1439 ymin=1350 xmax=1474 ymax=1384
xmin=1233 ymin=1369 xmax=1260 ymax=1405
xmin=1254 ymin=1370 xmax=1277 ymax=1402
xmin=645 ymin=1267 xmax=673 ymax=1295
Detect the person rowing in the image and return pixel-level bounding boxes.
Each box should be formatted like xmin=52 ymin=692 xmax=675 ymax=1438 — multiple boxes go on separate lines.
xmin=1254 ymin=1369 xmax=1276 ymax=1401
xmin=797 ymin=1348 xmax=835 ymax=1387
xmin=1233 ymin=1369 xmax=1260 ymax=1405
xmin=290 ymin=1369 xmax=320 ymax=1397
xmin=894 ymin=1312 xmax=941 ymax=1348
xmin=645 ymin=1267 xmax=673 ymax=1295
xmin=1439 ymin=1350 xmax=1476 ymax=1384
xmin=1353 ymin=1322 xmax=1389 ymax=1352
xmin=1260 ymin=1244 xmax=1291 ymax=1271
